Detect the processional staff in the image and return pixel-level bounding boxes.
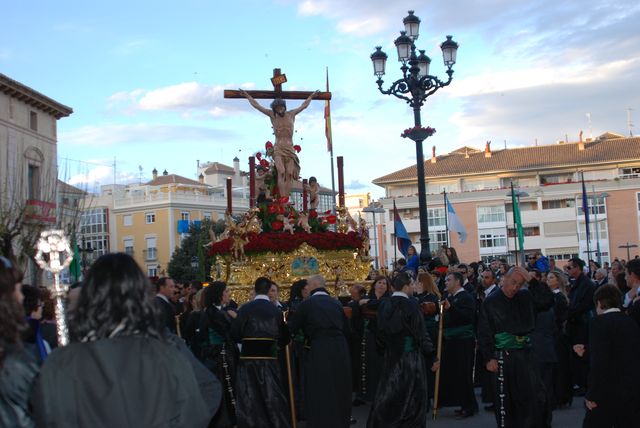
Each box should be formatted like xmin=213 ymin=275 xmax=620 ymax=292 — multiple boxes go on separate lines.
xmin=34 ymin=230 xmax=74 ymax=346
xmin=432 ymin=299 xmax=445 ymax=419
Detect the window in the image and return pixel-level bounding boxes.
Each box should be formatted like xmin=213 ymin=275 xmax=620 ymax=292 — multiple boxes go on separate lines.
xmin=542 ymin=199 xmax=576 ymax=210
xmin=508 ymin=225 xmax=540 ymax=237
xmin=123 ymin=215 xmax=132 ymax=226
xmin=147 ymin=266 xmax=158 ymax=277
xmin=181 ymin=211 xmax=190 ymax=221
xmin=146 ymin=212 xmax=156 ymax=224
xmin=576 ymin=196 xmax=606 ymax=216
xmin=637 ymin=193 xmax=640 ymax=211
xmin=203 ymin=212 xmax=212 ymax=221
xmin=428 ymin=207 xmax=445 ymax=227
xmin=29 ymin=111 xmax=38 ymax=132
xmin=429 ymin=230 xmax=448 ymax=252
xmin=540 ymin=173 xmax=573 ymax=184
xmin=146 ymin=237 xmax=157 ymax=261
xmin=80 ymin=208 xmax=108 ymax=235
xmin=477 ymin=206 xmax=505 ymax=223
xmin=578 ymin=221 xmax=608 ymax=241
xmin=124 ymin=239 xmax=134 ymax=256
xmin=27 ymin=165 xmax=40 ymax=199
xmin=479 ymin=228 xmax=507 ymax=248
xmin=506 ymin=201 xmax=538 ymax=212
xmin=620 ymin=167 xmax=640 ymax=179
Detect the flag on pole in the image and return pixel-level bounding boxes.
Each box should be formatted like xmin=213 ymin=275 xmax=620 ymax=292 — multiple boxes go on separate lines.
xmin=393 ymin=200 xmax=412 ymax=257
xmin=445 ymin=195 xmax=467 ymax=243
xmin=511 ymin=188 xmax=525 ymax=252
xmin=68 ymin=238 xmax=82 ymax=282
xmin=324 ymin=68 xmax=333 ymax=153
xmin=581 ymin=171 xmax=591 ymax=247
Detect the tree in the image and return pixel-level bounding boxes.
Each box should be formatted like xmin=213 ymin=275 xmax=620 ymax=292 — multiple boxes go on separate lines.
xmin=168 ymin=219 xmax=213 ymax=284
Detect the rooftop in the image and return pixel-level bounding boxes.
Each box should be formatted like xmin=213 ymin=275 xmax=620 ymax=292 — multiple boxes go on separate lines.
xmin=145 ymin=173 xmax=207 ymax=187
xmin=373 ymin=133 xmax=640 ymax=185
xmin=0 ymin=73 xmax=73 ymax=119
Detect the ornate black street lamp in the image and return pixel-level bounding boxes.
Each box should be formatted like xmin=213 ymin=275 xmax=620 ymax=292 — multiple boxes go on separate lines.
xmin=370 ymin=10 xmax=458 ymax=264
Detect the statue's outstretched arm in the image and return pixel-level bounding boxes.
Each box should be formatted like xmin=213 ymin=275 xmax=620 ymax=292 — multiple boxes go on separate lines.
xmin=289 ymin=90 xmax=320 ymax=115
xmin=238 ymin=89 xmax=272 ymax=116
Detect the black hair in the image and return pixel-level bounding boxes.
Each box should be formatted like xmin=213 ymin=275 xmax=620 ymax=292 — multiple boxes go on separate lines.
xmin=203 ymin=281 xmax=226 ymax=307
xmin=568 ymin=257 xmax=585 ymax=270
xmin=392 ymin=273 xmax=412 ymax=291
xmin=627 ymin=258 xmax=640 ymax=278
xmin=447 ymin=271 xmax=464 ymax=286
xmin=289 ymin=279 xmax=307 ymax=302
xmin=270 ymin=98 xmax=286 ymax=111
xmin=21 ymin=284 xmax=40 ymax=315
xmin=156 ymin=276 xmax=170 ymax=292
xmin=254 ymin=277 xmax=272 ymax=295
xmin=69 ymin=253 xmax=163 ymax=342
xmin=593 ymin=284 xmax=622 ymax=310
xmin=0 ymin=258 xmax=26 ymax=365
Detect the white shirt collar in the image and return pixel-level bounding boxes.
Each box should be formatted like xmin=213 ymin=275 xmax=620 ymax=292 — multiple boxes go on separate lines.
xmin=484 ymin=284 xmax=497 ymax=297
xmin=552 ymin=288 xmax=561 ymax=294
xmin=254 ymin=294 xmax=270 ymax=301
xmin=392 ymin=291 xmax=409 ymax=299
xmin=602 ymin=308 xmax=621 ymax=314
xmin=156 ymin=293 xmax=170 ymax=304
xmin=453 ymin=287 xmax=465 ymax=296
xmin=312 ymin=291 xmax=329 ymax=297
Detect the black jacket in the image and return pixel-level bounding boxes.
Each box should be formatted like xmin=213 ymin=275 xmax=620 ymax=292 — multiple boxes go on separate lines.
xmin=0 ymin=347 xmax=39 ymax=428
xmin=155 ymin=295 xmax=177 ymax=334
xmin=32 ymin=335 xmax=215 ymax=428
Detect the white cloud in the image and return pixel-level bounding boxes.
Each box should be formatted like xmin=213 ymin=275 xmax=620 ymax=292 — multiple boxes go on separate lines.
xmin=60 ymin=123 xmax=236 ymax=146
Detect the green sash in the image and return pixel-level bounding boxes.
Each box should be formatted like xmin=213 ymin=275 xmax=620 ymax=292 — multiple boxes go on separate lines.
xmin=494 ymin=332 xmax=530 ymax=350
xmin=403 ymin=336 xmax=415 ymax=353
xmin=443 ymin=324 xmax=474 ymax=340
xmin=208 ymin=328 xmax=225 ymax=346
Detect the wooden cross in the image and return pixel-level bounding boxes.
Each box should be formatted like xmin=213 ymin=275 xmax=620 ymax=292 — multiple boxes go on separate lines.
xmin=224 ymin=68 xmax=331 ymax=101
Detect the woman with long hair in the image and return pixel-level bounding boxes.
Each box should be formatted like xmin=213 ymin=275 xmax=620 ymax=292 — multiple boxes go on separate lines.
xmin=32 ymin=253 xmax=213 ymax=427
xmin=0 ymin=256 xmax=38 ymax=428
xmin=195 ymin=281 xmax=239 ymax=428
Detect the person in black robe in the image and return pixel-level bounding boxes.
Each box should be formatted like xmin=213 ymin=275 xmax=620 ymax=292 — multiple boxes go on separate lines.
xmin=357 ymin=276 xmax=390 ymax=402
xmin=577 ymin=284 xmax=640 ymax=427
xmin=547 ymin=271 xmax=572 ymax=408
xmin=414 ymin=272 xmax=441 ymax=410
xmin=32 ymin=253 xmax=216 ymax=427
xmin=438 ymin=271 xmax=477 ymax=418
xmin=230 ymin=277 xmax=291 ymax=428
xmin=367 ymin=273 xmax=438 ymax=428
xmin=286 ymin=279 xmax=309 ymax=421
xmin=566 ymin=257 xmax=595 ymax=395
xmin=288 ymin=275 xmax=352 ymax=428
xmin=195 ymin=281 xmax=239 ymax=428
xmin=346 ymin=284 xmax=367 ymax=406
xmin=478 ymin=266 xmax=545 ymax=428
xmin=477 ymin=269 xmax=499 ymax=410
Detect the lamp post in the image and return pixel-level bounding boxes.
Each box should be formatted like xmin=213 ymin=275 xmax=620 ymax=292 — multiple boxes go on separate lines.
xmin=363 ymin=204 xmax=386 ymax=270
xmin=371 ymin=10 xmax=458 ymax=265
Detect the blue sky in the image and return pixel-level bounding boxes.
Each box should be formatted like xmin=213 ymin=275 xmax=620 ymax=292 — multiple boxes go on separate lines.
xmin=2 ymin=0 xmax=639 ymax=198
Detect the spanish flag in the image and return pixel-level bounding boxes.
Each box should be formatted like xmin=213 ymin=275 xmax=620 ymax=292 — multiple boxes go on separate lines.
xmin=324 ymin=68 xmax=333 ymax=153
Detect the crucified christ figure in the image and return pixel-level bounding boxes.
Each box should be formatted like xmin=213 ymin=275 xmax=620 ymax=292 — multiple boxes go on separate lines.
xmin=238 ymin=88 xmax=319 ymax=199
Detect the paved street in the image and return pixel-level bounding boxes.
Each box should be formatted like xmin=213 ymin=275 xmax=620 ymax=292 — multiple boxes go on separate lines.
xmin=347 ymin=388 xmax=585 ymax=427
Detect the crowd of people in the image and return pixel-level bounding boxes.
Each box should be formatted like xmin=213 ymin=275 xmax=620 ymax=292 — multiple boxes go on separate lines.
xmin=1 ymin=248 xmax=640 ymax=427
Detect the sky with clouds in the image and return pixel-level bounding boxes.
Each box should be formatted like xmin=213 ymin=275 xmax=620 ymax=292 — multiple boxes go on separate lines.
xmin=2 ymin=0 xmax=639 ymax=197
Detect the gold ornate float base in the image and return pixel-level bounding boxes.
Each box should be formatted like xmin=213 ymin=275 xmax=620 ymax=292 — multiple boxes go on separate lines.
xmin=212 ymin=243 xmax=371 ymax=303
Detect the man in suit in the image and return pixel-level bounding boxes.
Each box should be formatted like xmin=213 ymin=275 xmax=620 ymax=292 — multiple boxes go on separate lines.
xmin=288 ymin=275 xmax=352 ymax=428
xmin=577 ymin=284 xmax=640 ymax=428
xmin=439 ymin=271 xmax=478 ymax=419
xmin=566 ymin=257 xmax=595 ymax=395
xmin=230 ymin=277 xmax=291 ymax=428
xmin=155 ymin=277 xmax=177 ymax=334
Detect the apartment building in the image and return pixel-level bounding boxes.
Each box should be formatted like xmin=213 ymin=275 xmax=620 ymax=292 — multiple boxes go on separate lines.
xmin=373 ymin=132 xmax=640 ymax=266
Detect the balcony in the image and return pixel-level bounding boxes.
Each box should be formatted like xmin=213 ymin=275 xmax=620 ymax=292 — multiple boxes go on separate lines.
xmin=25 ymin=199 xmax=57 ymax=223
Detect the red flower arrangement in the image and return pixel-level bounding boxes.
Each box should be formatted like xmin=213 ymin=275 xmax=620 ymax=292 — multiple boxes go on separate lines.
xmin=271 ymin=220 xmax=283 ymax=231
xmin=265 ymin=141 xmax=273 ymax=150
xmin=293 ymin=144 xmax=301 ymax=153
xmin=208 ymin=231 xmax=363 ymax=256
xmin=401 ymin=126 xmax=436 ymax=139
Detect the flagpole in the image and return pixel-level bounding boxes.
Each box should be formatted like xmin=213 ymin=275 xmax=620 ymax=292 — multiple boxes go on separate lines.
xmin=510 ymin=182 xmax=518 ymax=266
xmin=393 ymin=199 xmax=398 ymax=269
xmin=581 ymin=171 xmax=592 ymax=261
xmin=443 ymin=190 xmax=450 ymax=247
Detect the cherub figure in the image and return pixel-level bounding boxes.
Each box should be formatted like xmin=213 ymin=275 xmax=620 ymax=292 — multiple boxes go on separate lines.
xmin=308 ymin=176 xmax=320 ymax=211
xmin=297 ymin=212 xmax=311 ymax=233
